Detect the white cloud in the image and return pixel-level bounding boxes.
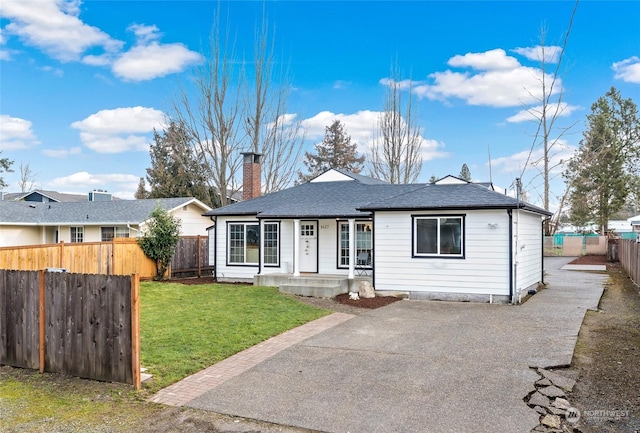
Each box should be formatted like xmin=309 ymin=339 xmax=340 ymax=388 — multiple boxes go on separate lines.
xmin=449 ymin=48 xmax=521 ymax=70
xmin=413 ymin=48 xmax=562 ymax=107
xmin=302 ymin=110 xmax=379 ymax=144
xmin=512 ymin=45 xmax=562 ymax=63
xmin=110 ymin=23 xmax=201 ymax=81
xmin=128 ymin=23 xmax=161 ymax=44
xmin=0 ymin=114 xmax=40 ymax=150
xmin=301 ymin=110 xmax=447 ymax=163
xmin=42 ymin=146 xmax=81 ymax=157
xmin=71 ymin=106 xmax=165 ymax=153
xmin=48 ymin=171 xmax=139 ymax=198
xmin=112 ymin=42 xmax=202 ymax=81
xmin=491 ymin=140 xmax=576 ymax=179
xmin=489 ymin=140 xmax=576 ymax=206
xmin=1 ymin=0 xmax=122 ymax=62
xmin=506 ymin=102 xmax=581 ymax=123
xmin=379 ymin=78 xmax=414 ymax=90
xmin=612 ymin=56 xmax=640 ymax=84
xmin=40 ymin=65 xmax=64 ymax=77
xmin=332 ymin=80 xmax=351 ymax=89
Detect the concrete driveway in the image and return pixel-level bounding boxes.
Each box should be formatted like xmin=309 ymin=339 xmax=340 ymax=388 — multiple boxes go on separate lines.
xmin=186 ymin=257 xmax=607 ymax=433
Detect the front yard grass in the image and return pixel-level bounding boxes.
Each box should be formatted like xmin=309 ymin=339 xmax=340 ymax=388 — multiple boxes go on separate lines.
xmin=0 ymin=282 xmax=329 ymax=432
xmin=140 ymin=281 xmax=330 ymax=393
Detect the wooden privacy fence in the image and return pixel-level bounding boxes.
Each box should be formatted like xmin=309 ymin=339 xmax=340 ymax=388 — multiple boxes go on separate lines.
xmin=618 ymin=239 xmax=640 ymax=287
xmin=0 ymin=269 xmax=140 ymax=388
xmin=0 ymin=237 xmax=212 ymax=280
xmin=170 ymin=235 xmax=212 ymax=278
xmin=0 ymin=239 xmax=156 ymax=278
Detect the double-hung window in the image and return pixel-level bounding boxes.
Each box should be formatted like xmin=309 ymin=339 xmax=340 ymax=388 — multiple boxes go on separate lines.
xmin=338 ymin=221 xmax=373 ymax=267
xmin=228 ymin=222 xmax=260 ymax=265
xmin=101 ymin=226 xmax=130 ymax=241
xmin=70 ymin=226 xmax=84 ymax=243
xmin=413 ymin=215 xmax=464 ymax=258
xmin=262 ymin=222 xmax=279 ymax=266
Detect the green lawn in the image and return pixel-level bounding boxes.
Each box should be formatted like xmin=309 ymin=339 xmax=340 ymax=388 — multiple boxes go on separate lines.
xmin=140 ymin=282 xmax=330 ymax=392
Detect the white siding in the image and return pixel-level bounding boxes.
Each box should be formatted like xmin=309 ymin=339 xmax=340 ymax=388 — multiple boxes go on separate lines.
xmin=213 ymin=215 xmax=259 ymax=282
xmin=173 ymin=203 xmax=212 ymax=235
xmin=0 ymin=226 xmax=41 ymax=247
xmin=373 ymin=210 xmax=511 ymax=296
xmin=514 ymin=210 xmax=544 ymax=297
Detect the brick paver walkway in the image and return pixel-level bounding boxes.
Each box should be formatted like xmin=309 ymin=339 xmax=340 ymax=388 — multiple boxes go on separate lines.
xmin=149 ymin=312 xmax=354 ymax=406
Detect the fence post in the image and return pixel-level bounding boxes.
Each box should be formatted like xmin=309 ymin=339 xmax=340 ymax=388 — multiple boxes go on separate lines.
xmin=39 ymin=269 xmax=45 ymax=373
xmin=197 ymin=235 xmax=202 ymax=277
xmin=59 ymin=241 xmax=64 ymax=268
xmin=130 ymin=273 xmax=141 ymax=390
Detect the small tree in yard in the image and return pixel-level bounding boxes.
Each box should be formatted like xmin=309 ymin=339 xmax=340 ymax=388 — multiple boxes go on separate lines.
xmin=138 ymin=205 xmax=181 ymax=280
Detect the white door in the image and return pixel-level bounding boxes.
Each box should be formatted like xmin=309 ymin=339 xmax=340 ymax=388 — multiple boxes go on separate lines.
xmin=299 ymin=221 xmax=318 ymax=273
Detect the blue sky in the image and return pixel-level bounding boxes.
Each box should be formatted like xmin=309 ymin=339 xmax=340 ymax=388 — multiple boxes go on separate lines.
xmin=1 ymin=1 xmax=639 ymax=208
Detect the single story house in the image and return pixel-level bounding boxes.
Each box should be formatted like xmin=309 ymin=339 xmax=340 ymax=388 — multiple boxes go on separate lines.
xmin=204 ymin=153 xmax=552 ymax=304
xmin=0 ymin=197 xmax=212 ymax=247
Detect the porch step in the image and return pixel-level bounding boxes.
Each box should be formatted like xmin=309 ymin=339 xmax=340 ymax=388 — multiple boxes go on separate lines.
xmin=279 ymin=282 xmax=346 ymax=298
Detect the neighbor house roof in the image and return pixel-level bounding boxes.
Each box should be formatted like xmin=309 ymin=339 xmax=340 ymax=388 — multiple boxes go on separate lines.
xmin=0 ymin=197 xmax=210 ymax=226
xmin=3 ymin=189 xmax=103 ymax=202
xmin=204 ymin=170 xmax=552 ymax=219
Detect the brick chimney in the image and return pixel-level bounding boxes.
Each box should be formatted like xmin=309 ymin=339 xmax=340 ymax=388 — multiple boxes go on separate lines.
xmin=242 ymin=152 xmax=262 ymax=200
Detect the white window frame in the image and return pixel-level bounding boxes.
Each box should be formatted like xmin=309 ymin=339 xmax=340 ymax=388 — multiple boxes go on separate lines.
xmin=412 ymin=215 xmax=465 ymax=258
xmin=101 ymin=226 xmax=130 ymax=241
xmin=262 ymin=221 xmax=280 ymax=266
xmin=228 ymin=222 xmax=260 ymax=265
xmin=337 ymin=221 xmax=373 ymax=268
xmin=70 ymin=226 xmax=84 ymax=243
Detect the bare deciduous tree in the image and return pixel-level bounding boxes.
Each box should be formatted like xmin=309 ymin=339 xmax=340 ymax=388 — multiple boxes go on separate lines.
xmin=18 ymin=162 xmax=38 ymax=192
xmin=519 ymin=0 xmax=579 ymax=234
xmin=243 ymin=12 xmax=304 ymax=194
xmin=369 ymin=66 xmax=423 ymax=184
xmin=172 ymin=7 xmax=304 ymax=205
xmin=173 ymin=6 xmax=243 ymax=207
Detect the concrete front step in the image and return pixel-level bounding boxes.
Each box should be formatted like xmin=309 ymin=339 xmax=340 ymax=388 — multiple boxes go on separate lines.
xmin=279 ymin=283 xmax=346 ymax=298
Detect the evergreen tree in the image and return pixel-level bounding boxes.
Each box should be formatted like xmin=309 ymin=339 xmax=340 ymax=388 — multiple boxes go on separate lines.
xmin=0 ymin=151 xmax=14 ymax=190
xmin=459 ymin=164 xmax=471 ymax=181
xmin=138 ymin=205 xmax=181 ymax=280
xmin=298 ymin=120 xmax=364 ymax=182
xmin=145 ymin=121 xmax=212 ymax=206
xmin=564 ymin=87 xmax=640 ymax=233
xmin=134 ymin=177 xmax=148 ymax=199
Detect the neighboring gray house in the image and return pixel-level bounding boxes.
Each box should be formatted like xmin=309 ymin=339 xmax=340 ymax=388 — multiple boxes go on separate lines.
xmin=204 ymin=155 xmax=552 ymax=304
xmin=0 ymin=197 xmax=212 ymax=247
xmin=1 ymin=189 xmax=106 ymax=203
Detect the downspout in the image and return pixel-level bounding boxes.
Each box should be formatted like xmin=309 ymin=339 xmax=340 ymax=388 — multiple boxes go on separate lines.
xmin=508 ymin=209 xmax=513 ymax=304
xmin=257 ymin=219 xmax=262 ymax=275
xmin=213 ymin=216 xmax=217 ymax=280
xmin=541 ymin=218 xmax=546 ymax=285
xmin=371 ymin=213 xmax=376 ymax=290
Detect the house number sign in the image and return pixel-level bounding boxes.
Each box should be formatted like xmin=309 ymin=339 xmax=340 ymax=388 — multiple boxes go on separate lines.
xmin=320 ymin=225 xmax=330 ymax=230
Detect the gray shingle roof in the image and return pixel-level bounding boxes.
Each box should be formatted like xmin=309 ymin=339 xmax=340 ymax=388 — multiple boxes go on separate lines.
xmin=2 ymin=190 xmax=104 ymax=202
xmin=359 ymin=183 xmax=552 ymax=215
xmin=204 ymin=178 xmax=552 ymax=219
xmin=0 ymin=198 xmax=204 ymax=225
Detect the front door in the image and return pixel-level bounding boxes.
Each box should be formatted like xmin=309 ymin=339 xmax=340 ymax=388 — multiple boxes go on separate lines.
xmin=299 ymin=221 xmax=318 ymax=273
